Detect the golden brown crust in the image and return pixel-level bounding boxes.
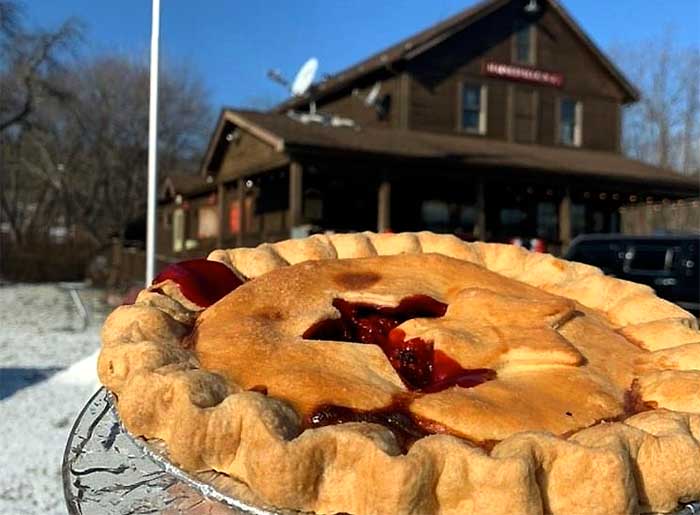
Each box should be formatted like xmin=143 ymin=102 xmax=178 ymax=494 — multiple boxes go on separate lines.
xmin=99 ymin=231 xmax=700 ymax=514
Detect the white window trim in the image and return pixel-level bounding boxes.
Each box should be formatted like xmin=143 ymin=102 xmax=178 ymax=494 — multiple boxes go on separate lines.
xmin=172 ymin=208 xmax=185 ymax=252
xmin=574 ymin=101 xmax=583 ymax=147
xmin=459 ymin=82 xmax=488 ymax=135
xmin=558 ymin=98 xmax=583 ymax=147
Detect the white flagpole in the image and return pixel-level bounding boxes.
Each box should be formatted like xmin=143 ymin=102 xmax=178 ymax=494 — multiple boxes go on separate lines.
xmin=146 ymin=0 xmax=161 ymax=285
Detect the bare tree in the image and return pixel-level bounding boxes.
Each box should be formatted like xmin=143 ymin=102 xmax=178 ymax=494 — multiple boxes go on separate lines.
xmin=0 ymin=0 xmax=83 ymax=133
xmin=0 ymin=1 xmax=82 ymax=245
xmin=610 ymin=32 xmax=700 ymax=175
xmin=2 ymin=53 xmax=213 ymax=246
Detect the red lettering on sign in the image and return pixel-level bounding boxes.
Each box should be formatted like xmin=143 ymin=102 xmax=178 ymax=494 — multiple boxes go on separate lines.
xmin=483 ymin=61 xmax=564 ymax=88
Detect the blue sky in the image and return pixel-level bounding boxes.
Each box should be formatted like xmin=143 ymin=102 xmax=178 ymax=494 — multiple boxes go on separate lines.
xmin=26 ymin=0 xmax=700 ymax=111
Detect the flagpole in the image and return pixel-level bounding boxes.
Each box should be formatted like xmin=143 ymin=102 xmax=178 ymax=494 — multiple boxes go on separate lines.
xmin=146 ymin=0 xmax=161 ymax=285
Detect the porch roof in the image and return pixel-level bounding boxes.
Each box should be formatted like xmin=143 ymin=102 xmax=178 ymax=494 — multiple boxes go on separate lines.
xmin=207 ymin=109 xmax=699 ymax=196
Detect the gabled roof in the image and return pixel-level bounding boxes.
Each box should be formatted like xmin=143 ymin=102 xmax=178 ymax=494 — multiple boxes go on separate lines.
xmin=160 ymin=174 xmax=215 ymax=200
xmin=275 ymin=0 xmax=639 ymax=112
xmin=204 ymin=109 xmax=698 ymax=196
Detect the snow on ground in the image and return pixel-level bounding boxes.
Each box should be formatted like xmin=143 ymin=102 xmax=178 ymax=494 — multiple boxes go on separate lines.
xmin=0 ymin=283 xmax=108 ymax=515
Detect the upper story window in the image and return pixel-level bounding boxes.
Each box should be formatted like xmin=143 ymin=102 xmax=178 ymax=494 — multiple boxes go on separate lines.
xmin=559 ymin=98 xmax=582 ymax=146
xmin=513 ymin=21 xmax=535 ymax=64
xmin=461 ymin=83 xmax=487 ymax=134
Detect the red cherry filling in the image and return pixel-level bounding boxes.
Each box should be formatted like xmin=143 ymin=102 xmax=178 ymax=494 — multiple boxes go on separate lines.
xmin=303 ymin=296 xmax=496 ymax=392
xmin=306 ymin=399 xmax=430 ymax=453
xmin=153 ymin=259 xmax=243 ymax=308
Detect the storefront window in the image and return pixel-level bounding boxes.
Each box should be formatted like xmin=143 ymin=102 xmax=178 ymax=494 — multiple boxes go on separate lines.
xmin=197 ymin=207 xmax=219 ymax=239
xmin=422 ymin=200 xmax=450 ymax=229
xmin=421 ymin=200 xmax=475 ymax=234
xmin=536 ymin=202 xmax=557 ymax=240
xmin=460 ymin=206 xmax=476 ymax=227
xmin=304 ymin=189 xmax=323 ymax=221
xmin=571 ymin=204 xmax=586 ymax=237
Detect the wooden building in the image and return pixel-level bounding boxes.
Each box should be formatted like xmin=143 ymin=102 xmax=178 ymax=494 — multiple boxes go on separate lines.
xmin=158 ymin=0 xmax=698 ymax=260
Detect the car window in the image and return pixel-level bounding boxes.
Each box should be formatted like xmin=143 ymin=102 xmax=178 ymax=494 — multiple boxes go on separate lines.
xmin=627 ymin=246 xmax=671 ymax=272
xmin=567 ymin=242 xmax=622 ymax=273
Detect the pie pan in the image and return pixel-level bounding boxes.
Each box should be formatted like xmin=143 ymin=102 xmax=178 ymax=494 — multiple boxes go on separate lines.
xmin=95 ymin=232 xmax=700 ymax=514
xmin=63 ymin=388 xmax=700 ymax=515
xmin=63 ymin=387 xmax=297 ymax=514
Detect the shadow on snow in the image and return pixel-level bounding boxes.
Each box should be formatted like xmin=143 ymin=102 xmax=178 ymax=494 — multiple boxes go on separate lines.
xmin=0 ymin=367 xmax=63 ymax=401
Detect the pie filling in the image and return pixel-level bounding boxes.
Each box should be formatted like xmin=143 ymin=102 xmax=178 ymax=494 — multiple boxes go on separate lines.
xmin=303 ymin=296 xmax=496 ymax=392
xmin=158 ymin=260 xmax=497 ymax=448
xmin=306 ymin=398 xmax=431 ymax=453
xmin=153 ymin=259 xmax=243 ymax=307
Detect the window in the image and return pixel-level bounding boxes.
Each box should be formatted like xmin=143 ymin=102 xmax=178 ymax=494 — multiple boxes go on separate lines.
xmin=559 ymin=98 xmax=582 ymax=146
xmin=461 ymin=84 xmax=487 ymax=134
xmin=514 ymin=21 xmax=535 ymax=64
xmin=571 ymin=204 xmax=586 ymax=238
xmin=229 ymin=200 xmax=241 ymax=234
xmin=304 ymin=189 xmax=323 ymax=221
xmin=422 ymin=200 xmax=450 ymax=229
xmin=197 ymin=207 xmax=219 ymax=239
xmin=421 ymin=200 xmax=476 ymax=234
xmin=626 ymin=246 xmax=673 ymax=272
xmin=536 ymin=202 xmax=557 ymax=240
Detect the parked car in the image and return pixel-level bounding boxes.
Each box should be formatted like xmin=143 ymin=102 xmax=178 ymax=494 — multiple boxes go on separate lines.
xmin=564 ymin=234 xmax=699 ymax=317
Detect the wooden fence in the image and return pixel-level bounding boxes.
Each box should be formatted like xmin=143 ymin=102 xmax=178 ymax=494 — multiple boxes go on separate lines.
xmin=0 ymin=233 xmax=99 ymax=282
xmin=620 ymin=198 xmax=700 ymax=235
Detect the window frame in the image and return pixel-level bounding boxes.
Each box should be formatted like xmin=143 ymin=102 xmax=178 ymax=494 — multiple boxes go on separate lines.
xmin=557 ymin=97 xmax=583 ymax=147
xmin=457 ymin=82 xmax=488 ymax=135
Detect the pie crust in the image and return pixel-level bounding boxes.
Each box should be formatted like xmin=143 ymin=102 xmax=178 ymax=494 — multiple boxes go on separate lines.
xmin=98 ymin=231 xmax=700 ymax=514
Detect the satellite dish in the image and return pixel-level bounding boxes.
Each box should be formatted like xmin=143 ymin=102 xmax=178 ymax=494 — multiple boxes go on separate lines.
xmin=352 ymin=82 xmax=387 ymax=118
xmin=291 ymin=57 xmax=318 ymax=96
xmin=365 ymin=82 xmax=381 ymax=106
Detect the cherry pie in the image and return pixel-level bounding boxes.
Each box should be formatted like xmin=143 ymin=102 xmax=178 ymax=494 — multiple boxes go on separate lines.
xmin=98 ymin=232 xmax=700 ymax=514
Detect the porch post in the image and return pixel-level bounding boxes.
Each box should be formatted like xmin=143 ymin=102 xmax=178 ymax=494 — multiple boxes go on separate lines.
xmin=559 ymin=188 xmax=572 ymax=252
xmin=216 ymin=182 xmax=225 ymax=248
xmin=377 ymin=180 xmax=391 ymax=232
xmin=475 ymin=178 xmax=486 ymax=241
xmin=289 ymin=161 xmax=303 ymax=230
xmin=237 ymin=177 xmax=245 ymax=247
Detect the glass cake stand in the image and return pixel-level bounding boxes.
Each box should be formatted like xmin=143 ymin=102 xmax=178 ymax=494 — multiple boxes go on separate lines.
xmin=63 ymin=388 xmax=700 ymax=515
xmin=62 ymin=388 xmax=300 ymax=515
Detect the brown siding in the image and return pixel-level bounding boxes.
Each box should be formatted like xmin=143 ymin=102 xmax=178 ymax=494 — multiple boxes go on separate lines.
xmin=538 ymin=8 xmax=625 ymax=102
xmin=219 ymin=131 xmax=288 ymax=181
xmin=397 ymin=1 xmax=626 ymax=151
xmin=315 ymin=73 xmax=400 ymax=128
xmin=538 ymin=89 xmax=556 ymax=146
xmin=487 ymin=80 xmax=509 ymax=140
xmin=581 ymin=97 xmax=620 ymax=152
